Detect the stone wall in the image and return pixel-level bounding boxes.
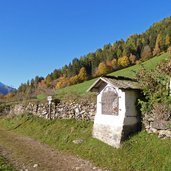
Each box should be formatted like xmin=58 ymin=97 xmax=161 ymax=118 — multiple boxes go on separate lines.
xmin=8 ymin=100 xmax=96 ymax=121
xmin=2 ymin=97 xmax=171 ymax=140
xmin=143 ymin=113 xmax=171 ymax=138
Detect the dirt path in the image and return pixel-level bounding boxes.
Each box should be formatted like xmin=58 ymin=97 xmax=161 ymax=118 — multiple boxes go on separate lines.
xmin=0 ymin=129 xmax=104 ymax=171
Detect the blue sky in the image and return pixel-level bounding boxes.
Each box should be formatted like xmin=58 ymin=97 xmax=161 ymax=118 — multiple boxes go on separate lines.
xmin=0 ymin=0 xmax=171 ymax=88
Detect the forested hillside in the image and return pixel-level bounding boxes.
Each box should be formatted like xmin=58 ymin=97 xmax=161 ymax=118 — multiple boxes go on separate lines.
xmin=4 ymin=16 xmax=171 ymax=100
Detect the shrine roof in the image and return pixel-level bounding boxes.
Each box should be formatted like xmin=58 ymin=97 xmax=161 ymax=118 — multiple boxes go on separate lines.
xmin=87 ymin=76 xmax=141 ymax=92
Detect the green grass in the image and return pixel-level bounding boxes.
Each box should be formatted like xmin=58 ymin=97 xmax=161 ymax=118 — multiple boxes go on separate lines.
xmin=1 ymin=114 xmax=171 ymax=171
xmin=0 ymin=156 xmax=15 ymax=171
xmin=110 ymin=52 xmax=171 ymax=78
xmin=55 ymin=78 xmax=97 ymax=99
xmin=55 ymin=52 xmax=171 ymax=98
xmin=36 ymin=93 xmax=47 ymax=100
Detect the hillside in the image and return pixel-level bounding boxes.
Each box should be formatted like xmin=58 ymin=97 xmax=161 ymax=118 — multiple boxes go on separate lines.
xmin=0 ymin=82 xmax=15 ymax=95
xmin=15 ymin=16 xmax=171 ymax=100
xmin=54 ymin=52 xmax=171 ymax=98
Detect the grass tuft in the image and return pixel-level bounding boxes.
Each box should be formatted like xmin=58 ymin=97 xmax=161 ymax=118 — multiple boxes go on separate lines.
xmin=0 ymin=156 xmax=15 ymax=171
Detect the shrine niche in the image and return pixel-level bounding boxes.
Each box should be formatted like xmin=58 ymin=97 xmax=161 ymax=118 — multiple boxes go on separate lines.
xmin=101 ymin=86 xmax=118 ymax=115
xmin=88 ymin=76 xmax=141 ymax=148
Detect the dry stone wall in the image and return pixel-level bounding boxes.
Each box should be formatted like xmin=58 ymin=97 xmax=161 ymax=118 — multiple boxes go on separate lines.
xmin=143 ymin=112 xmax=171 ymax=138
xmin=8 ymin=100 xmax=96 ymax=121
xmin=2 ymin=98 xmax=171 ymax=139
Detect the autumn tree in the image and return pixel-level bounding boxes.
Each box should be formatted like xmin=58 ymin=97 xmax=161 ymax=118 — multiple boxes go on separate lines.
xmin=111 ymin=59 xmax=117 ymax=69
xmin=95 ymin=62 xmax=108 ymax=76
xmin=153 ymin=34 xmax=162 ymax=56
xmin=78 ymin=67 xmax=87 ymax=82
xmin=5 ymin=92 xmax=15 ymax=99
xmin=141 ymin=45 xmax=152 ymax=60
xmin=165 ymin=34 xmax=171 ymax=47
xmin=15 ymin=17 xmax=171 ymax=96
xmin=56 ymin=77 xmax=69 ymax=89
xmin=129 ymin=54 xmax=137 ymax=64
xmin=117 ymin=56 xmax=130 ymax=67
xmin=45 ymin=75 xmax=53 ymax=87
xmin=105 ymin=60 xmax=113 ymax=72
xmin=69 ymin=75 xmax=79 ymax=85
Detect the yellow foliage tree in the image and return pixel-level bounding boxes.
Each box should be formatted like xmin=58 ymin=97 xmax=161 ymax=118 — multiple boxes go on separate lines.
xmin=56 ymin=77 xmax=69 ymax=89
xmin=166 ymin=34 xmax=171 ymax=46
xmin=69 ymin=75 xmax=79 ymax=85
xmin=153 ymin=34 xmax=162 ymax=56
xmin=118 ymin=56 xmax=130 ymax=67
xmin=78 ymin=67 xmax=87 ymax=82
xmin=95 ymin=62 xmax=108 ymax=76
xmin=45 ymin=75 xmax=53 ymax=87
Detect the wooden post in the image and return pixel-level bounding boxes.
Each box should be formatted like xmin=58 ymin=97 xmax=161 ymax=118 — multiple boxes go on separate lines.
xmin=170 ymin=78 xmax=171 ymax=96
xmin=49 ymin=103 xmax=51 ymax=120
xmin=47 ymin=96 xmax=52 ymax=120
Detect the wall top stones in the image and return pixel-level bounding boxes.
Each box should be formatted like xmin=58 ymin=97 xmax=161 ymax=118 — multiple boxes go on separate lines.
xmin=6 ymin=99 xmax=96 ymax=121
xmin=143 ymin=112 xmax=171 ymax=138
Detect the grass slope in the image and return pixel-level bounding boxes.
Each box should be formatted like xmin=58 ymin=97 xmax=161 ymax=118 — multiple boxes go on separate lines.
xmin=1 ymin=114 xmax=171 ymax=171
xmin=55 ymin=53 xmax=171 ymax=98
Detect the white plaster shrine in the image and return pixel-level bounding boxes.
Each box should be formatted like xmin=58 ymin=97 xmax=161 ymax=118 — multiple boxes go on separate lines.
xmin=88 ymin=76 xmax=141 ymax=148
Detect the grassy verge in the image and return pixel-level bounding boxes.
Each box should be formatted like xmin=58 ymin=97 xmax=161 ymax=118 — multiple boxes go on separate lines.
xmin=1 ymin=114 xmax=171 ymax=171
xmin=0 ymin=156 xmax=15 ymax=171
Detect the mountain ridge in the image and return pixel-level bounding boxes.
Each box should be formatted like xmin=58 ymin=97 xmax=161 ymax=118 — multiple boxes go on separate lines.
xmin=0 ymin=82 xmax=15 ymax=95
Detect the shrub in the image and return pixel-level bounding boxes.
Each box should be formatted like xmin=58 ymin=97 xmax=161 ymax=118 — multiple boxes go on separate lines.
xmin=137 ymin=57 xmax=171 ymax=119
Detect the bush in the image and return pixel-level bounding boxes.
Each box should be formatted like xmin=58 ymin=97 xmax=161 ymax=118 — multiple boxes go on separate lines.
xmin=137 ymin=57 xmax=171 ymax=119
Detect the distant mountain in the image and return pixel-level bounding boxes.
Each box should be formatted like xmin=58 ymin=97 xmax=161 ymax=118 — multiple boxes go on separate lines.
xmin=0 ymin=82 xmax=15 ymax=95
